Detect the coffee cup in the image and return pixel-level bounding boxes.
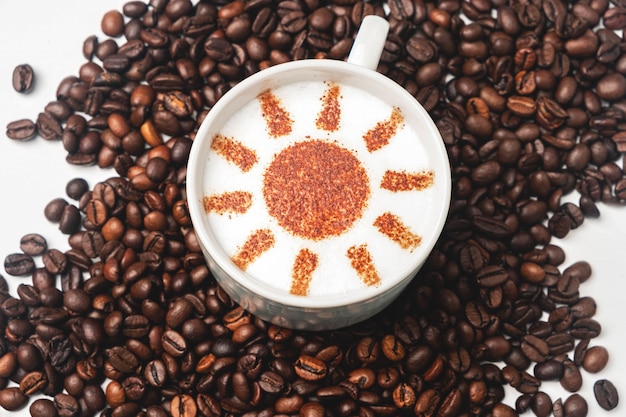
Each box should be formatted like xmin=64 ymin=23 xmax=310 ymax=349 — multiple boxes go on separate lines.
xmin=187 ymin=16 xmax=451 ymax=330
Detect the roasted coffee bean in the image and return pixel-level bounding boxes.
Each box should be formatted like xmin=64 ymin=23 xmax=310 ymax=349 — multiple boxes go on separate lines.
xmin=294 ymin=355 xmax=327 ymax=381
xmin=42 ymin=249 xmax=67 ymax=274
xmin=381 ymin=334 xmax=406 ymax=361
xmin=85 ymin=199 xmax=109 ymax=227
xmin=465 ymin=301 xmax=492 ymax=329
xmin=594 ymin=379 xmax=619 ymax=410
xmin=83 ymin=384 xmax=106 ymax=412
xmin=506 ymin=95 xmax=536 ymax=116
xmin=12 ymin=63 xmax=35 ymax=93
xmin=406 ymin=36 xmax=437 ymax=63
xmin=0 ymin=352 xmax=17 ymax=379
xmin=170 ymin=393 xmax=197 ymax=417
xmin=604 ymin=7 xmax=626 ymax=30
xmin=204 ymin=37 xmax=234 ymax=62
xmin=4 ymin=253 xmax=35 ymax=276
xmin=16 ymin=284 xmax=39 ymax=307
xmin=573 ymin=338 xmax=590 ymax=367
xmin=30 ymin=398 xmax=59 ymax=417
xmin=563 ymin=393 xmax=588 ymax=417
xmin=597 ymin=72 xmax=626 ymax=100
xmin=101 ymin=10 xmax=125 ymax=37
xmin=162 ymin=329 xmax=187 ymax=357
xmin=2 ymin=297 xmax=28 ymax=319
xmin=112 ymin=402 xmax=141 ymax=417
xmin=300 ymin=402 xmax=325 ymax=417
xmin=582 ymin=345 xmax=609 ymax=373
xmin=37 ymin=112 xmax=63 ymax=140
xmin=55 ymin=393 xmax=80 ymax=417
xmin=65 ymin=178 xmax=89 ymax=201
xmin=63 ymin=288 xmax=91 ymax=313
xmin=561 ymin=359 xmax=583 ymax=392
xmin=437 ymin=388 xmax=463 ymax=417
xmin=316 ymin=385 xmax=346 ymax=401
xmin=0 ymin=387 xmax=28 ymax=411
xmin=19 ymin=370 xmax=47 ymax=395
xmin=521 ymin=335 xmax=549 ymax=363
xmin=58 ymin=204 xmax=82 ymax=234
xmin=476 ymin=265 xmax=508 ymax=287
xmin=107 ymin=346 xmax=139 ymax=373
xmin=570 ymin=318 xmax=601 ymax=339
xmin=6 ymin=118 xmax=37 ymax=141
xmin=552 ymin=397 xmax=564 ymax=417
xmin=144 ymin=359 xmax=167 ymax=388
xmin=258 ymin=371 xmax=285 ymax=393
xmin=105 ymin=380 xmax=125 ymax=408
xmin=19 ymin=233 xmax=47 ymax=256
xmin=563 ymin=261 xmax=592 ymax=283
xmin=121 ymin=375 xmax=145 ymax=401
xmin=122 ymin=314 xmax=150 ymax=338
xmin=531 ymin=391 xmax=552 ymax=417
xmin=534 ymin=359 xmax=564 ymax=381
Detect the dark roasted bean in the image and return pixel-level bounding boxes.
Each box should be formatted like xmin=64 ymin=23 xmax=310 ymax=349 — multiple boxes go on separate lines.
xmin=12 ymin=63 xmax=35 ymax=93
xmin=594 ymin=379 xmax=619 ymax=410
xmin=30 ymin=398 xmax=58 ymax=417
xmin=294 ymin=355 xmax=327 ymax=381
xmin=0 ymin=387 xmax=28 ymax=411
xmin=4 ymin=253 xmax=35 ymax=276
xmin=6 ymin=119 xmax=37 ymax=141
xmin=563 ymin=393 xmax=588 ymax=417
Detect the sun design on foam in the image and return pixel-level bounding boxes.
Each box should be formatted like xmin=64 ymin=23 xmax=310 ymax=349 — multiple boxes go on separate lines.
xmin=203 ymin=83 xmax=435 ymax=296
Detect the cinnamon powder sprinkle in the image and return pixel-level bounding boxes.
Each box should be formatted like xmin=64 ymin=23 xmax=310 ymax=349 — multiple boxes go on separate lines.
xmin=231 ymin=229 xmax=275 ymax=271
xmin=290 ymin=248 xmax=319 ymax=296
xmin=380 ymin=170 xmax=435 ymax=192
xmin=374 ymin=212 xmax=422 ymax=251
xmin=203 ymin=191 xmax=253 ymax=215
xmin=346 ymin=244 xmax=381 ymax=287
xmin=316 ymin=83 xmax=341 ymax=132
xmin=362 ymin=107 xmax=404 ymax=152
xmin=263 ymin=140 xmax=370 ymax=241
xmin=258 ymin=89 xmax=293 ymax=137
xmin=211 ymin=134 xmax=258 ymax=172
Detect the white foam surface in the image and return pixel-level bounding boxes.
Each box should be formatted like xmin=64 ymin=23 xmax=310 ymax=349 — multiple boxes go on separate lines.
xmin=204 ymin=80 xmax=444 ymax=296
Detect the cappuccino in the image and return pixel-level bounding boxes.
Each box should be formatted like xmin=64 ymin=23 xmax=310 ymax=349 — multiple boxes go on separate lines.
xmin=202 ymin=79 xmax=445 ymax=297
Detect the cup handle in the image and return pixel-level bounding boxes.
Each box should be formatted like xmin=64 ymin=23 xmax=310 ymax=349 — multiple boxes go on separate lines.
xmin=347 ymin=15 xmax=390 ymax=71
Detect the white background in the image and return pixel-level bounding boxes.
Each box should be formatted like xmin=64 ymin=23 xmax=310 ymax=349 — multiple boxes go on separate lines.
xmin=0 ymin=1 xmax=624 ymax=416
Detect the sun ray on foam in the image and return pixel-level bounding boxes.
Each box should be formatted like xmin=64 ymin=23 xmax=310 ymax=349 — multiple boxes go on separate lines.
xmin=373 ymin=212 xmax=422 ymax=251
xmin=258 ymin=89 xmax=293 ymax=137
xmin=290 ymin=248 xmax=319 ymax=296
xmin=316 ymin=82 xmax=341 ymax=132
xmin=346 ymin=244 xmax=381 ymax=287
xmin=210 ymin=134 xmax=258 ymax=172
xmin=231 ymin=229 xmax=275 ymax=271
xmin=203 ymin=191 xmax=253 ymax=215
xmin=380 ymin=170 xmax=435 ymax=192
xmin=362 ymin=107 xmax=404 ymax=152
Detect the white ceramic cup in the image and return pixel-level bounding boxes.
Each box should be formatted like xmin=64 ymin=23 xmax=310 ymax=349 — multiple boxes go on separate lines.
xmin=187 ymin=16 xmax=451 ymax=330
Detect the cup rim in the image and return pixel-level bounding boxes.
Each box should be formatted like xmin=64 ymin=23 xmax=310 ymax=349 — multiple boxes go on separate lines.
xmin=187 ymin=58 xmax=452 ymax=310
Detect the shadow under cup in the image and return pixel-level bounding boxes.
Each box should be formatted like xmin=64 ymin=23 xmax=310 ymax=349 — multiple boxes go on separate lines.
xmin=187 ymin=59 xmax=452 ymax=331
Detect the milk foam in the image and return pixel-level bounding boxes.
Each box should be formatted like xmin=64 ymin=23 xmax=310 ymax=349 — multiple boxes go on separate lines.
xmin=203 ymin=80 xmax=443 ymax=296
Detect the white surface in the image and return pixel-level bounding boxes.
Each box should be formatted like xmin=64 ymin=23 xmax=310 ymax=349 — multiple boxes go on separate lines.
xmin=0 ymin=1 xmax=624 ymax=415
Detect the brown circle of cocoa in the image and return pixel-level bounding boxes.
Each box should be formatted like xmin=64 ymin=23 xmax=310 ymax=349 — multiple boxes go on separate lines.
xmin=263 ymin=140 xmax=370 ymax=240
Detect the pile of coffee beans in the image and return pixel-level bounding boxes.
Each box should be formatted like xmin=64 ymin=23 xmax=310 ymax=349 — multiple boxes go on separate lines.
xmin=3 ymin=0 xmax=625 ymax=416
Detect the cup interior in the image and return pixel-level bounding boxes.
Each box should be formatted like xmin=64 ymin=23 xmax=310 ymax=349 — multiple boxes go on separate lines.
xmin=187 ymin=59 xmax=451 ymax=310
